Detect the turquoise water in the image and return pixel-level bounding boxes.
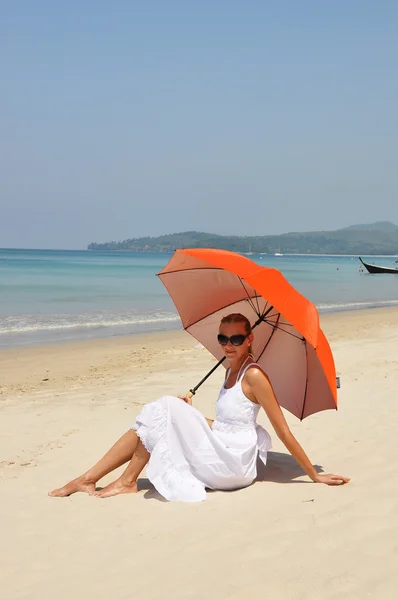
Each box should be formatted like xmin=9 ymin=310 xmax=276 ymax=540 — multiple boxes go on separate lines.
xmin=1 ymin=249 xmax=398 ymax=348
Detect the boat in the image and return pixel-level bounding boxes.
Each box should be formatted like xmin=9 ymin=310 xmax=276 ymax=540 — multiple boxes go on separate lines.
xmin=359 ymin=257 xmax=398 ymax=274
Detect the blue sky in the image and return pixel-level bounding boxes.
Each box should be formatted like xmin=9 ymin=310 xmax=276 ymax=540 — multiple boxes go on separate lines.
xmin=1 ymin=1 xmax=397 ymax=248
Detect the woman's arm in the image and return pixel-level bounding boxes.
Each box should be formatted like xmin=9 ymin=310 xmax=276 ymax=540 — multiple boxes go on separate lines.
xmin=245 ymin=369 xmax=350 ymax=486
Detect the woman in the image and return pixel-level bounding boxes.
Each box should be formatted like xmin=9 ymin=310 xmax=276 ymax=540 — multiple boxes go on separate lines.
xmin=49 ymin=313 xmax=349 ymax=501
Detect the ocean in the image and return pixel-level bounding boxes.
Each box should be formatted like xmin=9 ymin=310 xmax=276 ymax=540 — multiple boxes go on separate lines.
xmin=1 ymin=248 xmax=398 ymax=348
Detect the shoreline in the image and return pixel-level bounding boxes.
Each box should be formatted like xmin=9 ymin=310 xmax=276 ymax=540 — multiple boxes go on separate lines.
xmin=3 ymin=246 xmax=398 ymax=257
xmin=2 ymin=299 xmax=398 ymax=351
xmin=2 ymin=305 xmax=398 ymax=401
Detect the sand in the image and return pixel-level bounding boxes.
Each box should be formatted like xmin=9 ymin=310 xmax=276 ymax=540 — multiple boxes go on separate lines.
xmin=1 ymin=307 xmax=398 ymax=599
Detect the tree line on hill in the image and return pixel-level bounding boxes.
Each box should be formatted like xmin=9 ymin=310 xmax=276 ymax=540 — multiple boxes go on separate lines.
xmin=87 ymin=222 xmax=398 ymax=255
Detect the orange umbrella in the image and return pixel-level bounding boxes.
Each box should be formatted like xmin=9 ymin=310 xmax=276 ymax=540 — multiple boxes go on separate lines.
xmin=157 ymin=248 xmax=337 ymax=420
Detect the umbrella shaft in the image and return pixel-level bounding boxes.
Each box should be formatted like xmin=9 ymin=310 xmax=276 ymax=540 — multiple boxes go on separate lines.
xmin=190 ymin=356 xmax=226 ymax=395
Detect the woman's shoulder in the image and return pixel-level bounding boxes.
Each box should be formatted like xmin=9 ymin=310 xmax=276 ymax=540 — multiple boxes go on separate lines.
xmin=243 ymin=364 xmax=271 ymax=386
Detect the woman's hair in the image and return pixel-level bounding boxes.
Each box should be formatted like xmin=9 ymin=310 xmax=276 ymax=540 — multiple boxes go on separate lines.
xmin=220 ymin=313 xmax=254 ymax=356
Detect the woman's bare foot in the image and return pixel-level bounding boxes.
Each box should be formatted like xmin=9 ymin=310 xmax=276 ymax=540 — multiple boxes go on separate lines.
xmin=48 ymin=475 xmax=96 ymax=497
xmin=94 ymin=477 xmax=138 ymax=498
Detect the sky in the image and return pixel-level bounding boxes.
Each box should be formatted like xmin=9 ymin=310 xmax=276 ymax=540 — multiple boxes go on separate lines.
xmin=1 ymin=1 xmax=397 ymax=249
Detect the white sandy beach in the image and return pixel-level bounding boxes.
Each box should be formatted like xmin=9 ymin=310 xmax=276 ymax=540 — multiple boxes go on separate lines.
xmin=1 ymin=308 xmax=398 ymax=599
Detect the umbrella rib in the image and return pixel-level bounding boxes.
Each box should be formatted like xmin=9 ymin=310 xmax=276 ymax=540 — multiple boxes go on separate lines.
xmin=261 ymin=315 xmax=305 ymax=341
xmin=264 ymin=318 xmax=294 ymax=327
xmin=238 ymin=277 xmax=260 ymax=316
xmin=265 ymin=324 xmax=305 ymax=342
xmin=256 ymin=313 xmax=281 ymax=363
xmin=300 ymin=342 xmax=309 ymax=421
xmin=157 ymin=267 xmax=224 ymax=276
xmin=261 ymin=312 xmax=279 ymax=322
xmin=254 ymin=293 xmax=261 ymax=317
xmin=252 ymin=304 xmax=275 ymax=328
xmin=262 ymin=314 xmax=303 ymax=328
xmin=183 ymin=296 xmax=262 ymax=330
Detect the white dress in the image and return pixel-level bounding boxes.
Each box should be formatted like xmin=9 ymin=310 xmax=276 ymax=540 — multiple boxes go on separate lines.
xmin=132 ymin=361 xmax=272 ymax=502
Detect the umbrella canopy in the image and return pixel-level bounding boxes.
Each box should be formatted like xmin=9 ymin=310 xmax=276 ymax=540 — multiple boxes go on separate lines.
xmin=157 ymin=248 xmax=337 ymax=420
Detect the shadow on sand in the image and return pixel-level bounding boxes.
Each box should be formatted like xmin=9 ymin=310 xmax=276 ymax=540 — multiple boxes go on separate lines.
xmin=138 ymin=451 xmax=324 ymax=501
xmin=139 ymin=479 xmax=168 ymax=501
xmin=256 ymin=451 xmax=323 ymax=484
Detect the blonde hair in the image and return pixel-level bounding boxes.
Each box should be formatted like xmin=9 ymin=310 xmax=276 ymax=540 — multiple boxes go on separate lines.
xmin=220 ymin=313 xmax=254 ymax=355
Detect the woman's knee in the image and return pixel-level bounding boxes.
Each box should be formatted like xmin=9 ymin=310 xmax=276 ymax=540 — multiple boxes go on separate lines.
xmin=156 ymin=395 xmax=181 ymax=409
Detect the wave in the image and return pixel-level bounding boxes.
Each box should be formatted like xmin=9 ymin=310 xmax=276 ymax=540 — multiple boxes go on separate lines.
xmin=317 ymin=299 xmax=398 ymax=312
xmin=0 ymin=313 xmax=180 ymax=335
xmin=2 ymin=299 xmax=398 ymax=340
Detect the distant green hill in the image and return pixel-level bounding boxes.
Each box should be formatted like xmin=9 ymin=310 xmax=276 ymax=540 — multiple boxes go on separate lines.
xmin=340 ymin=221 xmax=398 ymax=232
xmin=87 ymin=222 xmax=398 ymax=255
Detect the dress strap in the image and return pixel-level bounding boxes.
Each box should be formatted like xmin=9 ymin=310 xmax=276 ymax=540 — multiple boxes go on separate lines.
xmin=224 ymin=367 xmax=231 ymax=381
xmin=236 ymin=356 xmax=249 ymax=381
xmin=238 ymin=361 xmax=257 ymax=382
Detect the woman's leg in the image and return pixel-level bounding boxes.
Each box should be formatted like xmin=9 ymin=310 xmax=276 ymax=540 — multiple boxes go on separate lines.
xmin=49 ymin=429 xmax=139 ymax=497
xmin=94 ymin=438 xmax=150 ymax=498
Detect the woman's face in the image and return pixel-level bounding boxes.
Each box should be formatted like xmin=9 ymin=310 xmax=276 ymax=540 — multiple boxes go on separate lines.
xmin=218 ymin=321 xmax=253 ymax=361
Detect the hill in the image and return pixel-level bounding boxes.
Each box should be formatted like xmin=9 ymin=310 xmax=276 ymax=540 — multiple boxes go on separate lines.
xmin=87 ymin=222 xmax=398 ymax=255
xmin=340 ymin=221 xmax=398 ymax=232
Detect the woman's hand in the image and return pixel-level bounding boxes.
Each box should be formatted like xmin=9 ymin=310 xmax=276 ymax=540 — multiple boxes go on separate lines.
xmin=313 ymin=473 xmax=350 ymax=486
xmin=177 ymin=393 xmax=193 ymax=405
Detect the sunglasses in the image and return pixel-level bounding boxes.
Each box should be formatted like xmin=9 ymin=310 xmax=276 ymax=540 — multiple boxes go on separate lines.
xmin=217 ymin=333 xmax=248 ymax=347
